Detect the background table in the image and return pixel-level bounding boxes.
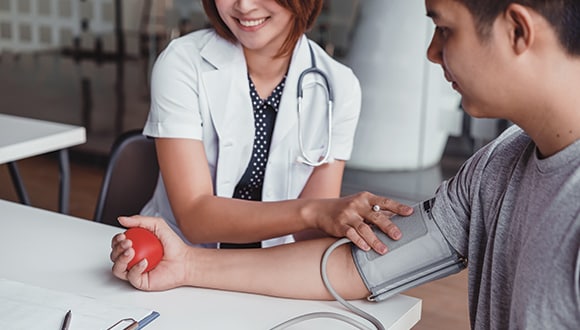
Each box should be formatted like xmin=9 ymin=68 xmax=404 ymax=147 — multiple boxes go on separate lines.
xmin=0 ymin=200 xmax=422 ymax=329
xmin=0 ymin=113 xmax=86 ymax=213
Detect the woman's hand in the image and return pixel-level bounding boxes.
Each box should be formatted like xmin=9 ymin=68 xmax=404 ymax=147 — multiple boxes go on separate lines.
xmin=110 ymin=215 xmax=191 ymax=291
xmin=312 ymin=192 xmax=414 ymax=254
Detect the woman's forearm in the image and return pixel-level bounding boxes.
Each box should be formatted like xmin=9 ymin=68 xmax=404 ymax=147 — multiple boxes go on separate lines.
xmin=184 ymin=238 xmax=370 ymax=300
xmin=157 ymin=138 xmax=313 ymax=244
xmin=175 ymin=160 xmax=345 ymax=245
xmin=176 ymin=196 xmax=314 ymax=244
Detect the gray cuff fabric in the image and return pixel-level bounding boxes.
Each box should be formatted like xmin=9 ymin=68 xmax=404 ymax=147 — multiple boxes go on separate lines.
xmin=352 ymin=199 xmax=467 ymax=302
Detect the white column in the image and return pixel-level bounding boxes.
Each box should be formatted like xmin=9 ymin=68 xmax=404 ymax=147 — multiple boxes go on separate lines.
xmin=344 ymin=0 xmax=461 ymax=170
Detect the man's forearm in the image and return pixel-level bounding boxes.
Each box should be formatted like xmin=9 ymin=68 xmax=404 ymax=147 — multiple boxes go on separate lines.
xmin=185 ymin=238 xmax=370 ymax=300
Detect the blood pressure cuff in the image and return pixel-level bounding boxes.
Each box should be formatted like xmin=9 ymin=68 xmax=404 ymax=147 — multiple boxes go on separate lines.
xmin=352 ymin=198 xmax=466 ymax=302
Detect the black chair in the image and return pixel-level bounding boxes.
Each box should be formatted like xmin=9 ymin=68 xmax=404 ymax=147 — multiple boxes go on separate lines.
xmin=93 ymin=130 xmax=159 ymax=227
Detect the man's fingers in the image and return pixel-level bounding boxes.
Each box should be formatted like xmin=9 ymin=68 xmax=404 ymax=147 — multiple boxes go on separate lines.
xmin=110 ymin=236 xmax=132 ymax=262
xmin=111 ymin=247 xmax=134 ymax=280
xmin=126 ymin=259 xmax=148 ymax=289
xmin=111 ymin=233 xmax=125 ymax=248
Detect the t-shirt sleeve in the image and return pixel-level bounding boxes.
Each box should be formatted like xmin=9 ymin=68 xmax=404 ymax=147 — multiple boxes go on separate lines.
xmin=430 ymin=126 xmax=525 ymax=258
xmin=143 ymin=40 xmax=203 ymax=140
xmin=430 ymin=153 xmax=485 ymax=258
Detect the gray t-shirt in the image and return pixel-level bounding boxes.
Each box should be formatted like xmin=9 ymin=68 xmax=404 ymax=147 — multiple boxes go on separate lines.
xmin=432 ymin=125 xmax=580 ymax=329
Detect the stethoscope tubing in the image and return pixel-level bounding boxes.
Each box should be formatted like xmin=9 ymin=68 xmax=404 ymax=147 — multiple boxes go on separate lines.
xmin=295 ymin=43 xmax=334 ymax=167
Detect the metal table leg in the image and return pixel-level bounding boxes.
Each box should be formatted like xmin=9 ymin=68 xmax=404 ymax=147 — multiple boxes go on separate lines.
xmin=7 ymin=149 xmax=70 ymax=214
xmin=8 ymin=161 xmax=31 ymax=206
xmin=58 ymin=149 xmax=70 ymax=214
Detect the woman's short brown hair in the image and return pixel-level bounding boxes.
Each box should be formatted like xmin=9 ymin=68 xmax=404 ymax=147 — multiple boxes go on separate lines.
xmin=201 ymin=0 xmax=324 ymax=57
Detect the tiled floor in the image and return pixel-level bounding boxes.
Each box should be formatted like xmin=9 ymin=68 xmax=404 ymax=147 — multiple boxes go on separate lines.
xmin=1 ymin=49 xmax=477 ymax=330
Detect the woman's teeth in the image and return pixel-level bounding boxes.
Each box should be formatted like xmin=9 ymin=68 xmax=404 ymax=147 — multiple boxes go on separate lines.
xmin=239 ymin=18 xmax=266 ymax=27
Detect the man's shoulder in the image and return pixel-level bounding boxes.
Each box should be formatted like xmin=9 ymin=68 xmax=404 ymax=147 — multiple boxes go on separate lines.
xmin=471 ymin=125 xmax=531 ymax=170
xmin=487 ymin=125 xmax=529 ymax=152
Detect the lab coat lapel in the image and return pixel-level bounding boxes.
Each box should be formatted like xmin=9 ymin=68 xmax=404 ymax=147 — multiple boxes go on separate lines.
xmin=200 ymin=36 xmax=252 ymax=140
xmin=200 ymin=36 xmax=254 ymax=192
xmin=270 ymin=36 xmax=312 ymax=151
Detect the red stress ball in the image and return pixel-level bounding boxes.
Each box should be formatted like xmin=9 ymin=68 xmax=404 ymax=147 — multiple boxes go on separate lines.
xmin=125 ymin=227 xmax=164 ymax=272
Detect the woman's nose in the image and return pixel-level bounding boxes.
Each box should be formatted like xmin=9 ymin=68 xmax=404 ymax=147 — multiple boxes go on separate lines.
xmin=234 ymin=0 xmax=258 ymax=14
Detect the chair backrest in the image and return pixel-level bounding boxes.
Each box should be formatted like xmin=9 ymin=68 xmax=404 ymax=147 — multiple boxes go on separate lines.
xmin=94 ymin=130 xmax=159 ymax=227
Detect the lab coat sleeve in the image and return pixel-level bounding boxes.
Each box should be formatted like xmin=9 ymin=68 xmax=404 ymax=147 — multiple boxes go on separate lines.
xmin=330 ymin=70 xmax=362 ymax=161
xmin=144 ymin=38 xmax=203 ymax=140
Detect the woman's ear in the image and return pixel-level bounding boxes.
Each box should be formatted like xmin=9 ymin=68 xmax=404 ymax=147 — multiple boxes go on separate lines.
xmin=504 ymin=3 xmax=535 ymax=55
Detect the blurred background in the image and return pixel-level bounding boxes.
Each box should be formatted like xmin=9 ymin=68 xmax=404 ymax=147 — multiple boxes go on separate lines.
xmin=0 ymin=1 xmax=511 ymax=328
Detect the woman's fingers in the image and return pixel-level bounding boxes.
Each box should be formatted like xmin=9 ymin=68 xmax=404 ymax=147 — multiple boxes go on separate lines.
xmin=363 ymin=194 xmax=412 ymax=239
xmin=374 ymin=217 xmax=403 ymax=240
xmin=344 ymin=226 xmax=371 ymax=252
xmin=356 ymin=220 xmax=389 ymax=254
xmin=370 ymin=197 xmax=414 ymax=216
xmin=343 ymin=220 xmax=389 ymax=254
xmin=334 ymin=192 xmax=413 ymax=254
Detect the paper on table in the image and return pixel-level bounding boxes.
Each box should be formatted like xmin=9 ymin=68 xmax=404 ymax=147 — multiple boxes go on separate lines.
xmin=0 ymin=278 xmax=157 ymax=330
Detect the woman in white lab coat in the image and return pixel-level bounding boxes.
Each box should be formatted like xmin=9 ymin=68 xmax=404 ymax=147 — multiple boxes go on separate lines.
xmin=137 ymin=0 xmax=412 ymax=252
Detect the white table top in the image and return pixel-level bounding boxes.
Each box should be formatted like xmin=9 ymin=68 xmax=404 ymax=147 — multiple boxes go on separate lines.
xmin=0 ymin=114 xmax=86 ymax=163
xmin=0 ymin=200 xmax=421 ymax=329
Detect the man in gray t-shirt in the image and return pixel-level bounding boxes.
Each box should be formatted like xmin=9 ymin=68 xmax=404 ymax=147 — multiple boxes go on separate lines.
xmin=432 ymin=125 xmax=580 ymax=328
xmin=110 ymin=0 xmax=580 ymax=329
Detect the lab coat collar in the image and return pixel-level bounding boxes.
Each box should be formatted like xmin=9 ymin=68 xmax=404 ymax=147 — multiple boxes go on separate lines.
xmin=199 ymin=33 xmax=244 ymax=70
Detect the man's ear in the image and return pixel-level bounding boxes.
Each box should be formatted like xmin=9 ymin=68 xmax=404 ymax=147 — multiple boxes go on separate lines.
xmin=504 ymin=4 xmax=535 ymax=54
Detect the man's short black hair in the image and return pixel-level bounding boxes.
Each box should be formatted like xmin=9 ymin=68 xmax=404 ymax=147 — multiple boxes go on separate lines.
xmin=457 ymin=0 xmax=580 ymax=56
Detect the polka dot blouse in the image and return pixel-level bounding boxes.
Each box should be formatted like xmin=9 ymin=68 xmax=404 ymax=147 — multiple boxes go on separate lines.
xmin=232 ymin=74 xmax=287 ymax=201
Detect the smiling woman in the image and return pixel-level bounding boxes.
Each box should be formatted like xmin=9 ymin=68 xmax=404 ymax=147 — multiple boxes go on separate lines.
xmin=116 ymin=0 xmax=412 ymax=257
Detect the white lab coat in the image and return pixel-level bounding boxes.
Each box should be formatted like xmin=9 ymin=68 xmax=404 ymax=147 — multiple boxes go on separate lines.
xmin=142 ymin=29 xmax=361 ymax=248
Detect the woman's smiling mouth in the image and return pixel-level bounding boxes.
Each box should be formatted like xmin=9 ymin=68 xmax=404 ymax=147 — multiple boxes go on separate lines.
xmin=238 ymin=17 xmax=267 ymax=27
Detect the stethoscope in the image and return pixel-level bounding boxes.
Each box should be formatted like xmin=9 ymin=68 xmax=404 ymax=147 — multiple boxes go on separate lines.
xmin=296 ymin=42 xmax=334 ymax=167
